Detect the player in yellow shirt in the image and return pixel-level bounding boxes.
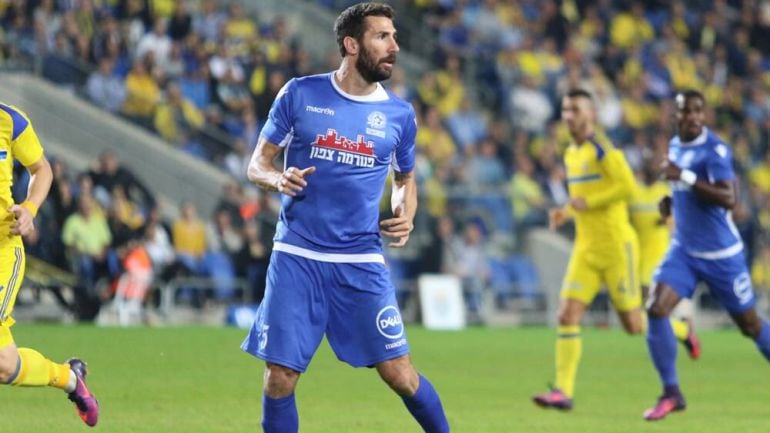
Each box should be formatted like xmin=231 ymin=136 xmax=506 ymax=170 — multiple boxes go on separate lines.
xmin=630 ymin=155 xmax=700 ymax=359
xmin=0 ymin=102 xmax=99 ymax=426
xmin=532 ymin=89 xmax=682 ymax=410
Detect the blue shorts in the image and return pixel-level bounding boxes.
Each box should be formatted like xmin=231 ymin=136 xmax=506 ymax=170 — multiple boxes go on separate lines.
xmin=654 ymin=243 xmax=755 ymax=314
xmin=241 ymin=251 xmax=410 ymax=372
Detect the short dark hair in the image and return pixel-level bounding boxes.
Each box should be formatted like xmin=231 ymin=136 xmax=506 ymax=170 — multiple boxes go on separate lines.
xmin=565 ymin=88 xmax=594 ymax=101
xmin=334 ymin=2 xmax=394 ymax=57
xmin=675 ymin=89 xmax=705 ymax=108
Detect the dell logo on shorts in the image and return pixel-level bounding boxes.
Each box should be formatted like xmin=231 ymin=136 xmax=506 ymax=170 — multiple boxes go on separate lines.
xmin=733 ymin=272 xmax=753 ymax=305
xmin=376 ymin=305 xmax=404 ymax=339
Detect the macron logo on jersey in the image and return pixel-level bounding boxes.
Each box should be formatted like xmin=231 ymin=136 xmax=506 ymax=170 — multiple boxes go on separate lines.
xmin=306 ymin=105 xmax=335 ymax=116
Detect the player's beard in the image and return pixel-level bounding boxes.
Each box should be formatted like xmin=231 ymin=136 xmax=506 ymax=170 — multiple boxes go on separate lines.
xmin=356 ymin=43 xmax=395 ymax=83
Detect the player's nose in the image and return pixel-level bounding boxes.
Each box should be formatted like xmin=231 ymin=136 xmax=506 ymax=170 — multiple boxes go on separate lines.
xmin=389 ymin=38 xmax=400 ymax=53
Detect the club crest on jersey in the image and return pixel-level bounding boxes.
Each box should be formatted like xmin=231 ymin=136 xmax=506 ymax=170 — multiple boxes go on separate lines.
xmin=310 ymin=129 xmax=375 ymax=168
xmin=0 ymin=150 xmax=7 ymax=160
xmin=366 ymin=111 xmax=387 ymax=138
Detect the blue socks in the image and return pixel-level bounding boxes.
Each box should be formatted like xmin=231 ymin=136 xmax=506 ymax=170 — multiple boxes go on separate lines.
xmin=402 ymin=375 xmax=450 ymax=433
xmin=647 ymin=316 xmax=679 ymax=388
xmin=262 ymin=394 xmax=298 ymax=433
xmin=262 ymin=376 xmax=449 ymax=433
xmin=754 ymin=320 xmax=770 ymax=362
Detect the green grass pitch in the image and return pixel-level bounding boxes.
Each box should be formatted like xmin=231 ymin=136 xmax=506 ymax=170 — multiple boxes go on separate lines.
xmin=1 ymin=325 xmax=768 ymax=432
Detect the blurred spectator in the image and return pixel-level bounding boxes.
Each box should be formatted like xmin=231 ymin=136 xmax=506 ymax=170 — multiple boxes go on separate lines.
xmin=509 ymin=74 xmax=553 ymax=134
xmin=510 ymin=154 xmax=548 ymax=231
xmin=172 ymin=201 xmax=207 ymax=276
xmin=753 ymin=242 xmax=770 ymax=300
xmin=122 ymin=58 xmax=161 ymax=127
xmin=610 ymin=2 xmax=654 ymax=50
xmin=253 ymin=69 xmax=286 ymax=121
xmin=86 ymin=56 xmax=126 ymax=113
xmin=445 ymin=98 xmax=488 ymax=151
xmin=446 ymin=222 xmax=490 ymax=320
xmin=415 ymin=106 xmax=456 ymax=167
xmin=88 ymin=150 xmax=157 ymax=213
xmin=62 ymin=195 xmax=113 ymax=303
xmin=136 ymin=17 xmax=172 ymax=71
xmin=465 ymin=138 xmax=507 ymax=190
xmin=143 ymin=207 xmax=175 ymax=275
xmin=192 ymin=0 xmax=225 ymax=43
xmin=237 ymin=218 xmax=271 ymax=302
xmin=168 ymin=0 xmax=192 ymax=42
xmin=216 ymin=66 xmax=251 ymax=117
xmin=154 ymin=81 xmax=204 ymax=144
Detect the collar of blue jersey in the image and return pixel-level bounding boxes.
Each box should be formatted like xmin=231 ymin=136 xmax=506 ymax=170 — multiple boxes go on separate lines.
xmin=329 ymin=71 xmax=389 ymax=102
xmin=677 ymin=127 xmax=709 ymax=146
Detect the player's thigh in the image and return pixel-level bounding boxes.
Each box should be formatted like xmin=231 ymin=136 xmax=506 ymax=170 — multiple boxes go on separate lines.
xmin=652 ymin=244 xmax=698 ymax=300
xmin=605 ymin=239 xmax=641 ymax=313
xmin=241 ymin=252 xmax=328 ymax=373
xmin=698 ymin=253 xmax=756 ymax=315
xmin=325 ymin=262 xmax=410 ymax=368
xmin=0 ymin=243 xmax=25 ymax=328
xmin=560 ymin=252 xmax=601 ymax=306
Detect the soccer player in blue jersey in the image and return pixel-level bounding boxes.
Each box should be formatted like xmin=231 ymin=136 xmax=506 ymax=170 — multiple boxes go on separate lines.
xmin=240 ymin=3 xmax=449 ymax=433
xmin=643 ymin=90 xmax=770 ymax=421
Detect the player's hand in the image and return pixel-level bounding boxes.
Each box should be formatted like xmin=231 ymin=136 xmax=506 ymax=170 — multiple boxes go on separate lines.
xmin=658 ymin=195 xmax=672 ymax=219
xmin=8 ymin=204 xmax=35 ymax=237
xmin=569 ymin=197 xmax=588 ymax=211
xmin=276 ymin=166 xmax=316 ymax=196
xmin=548 ymin=207 xmax=568 ymax=231
xmin=661 ymin=160 xmax=682 ymax=181
xmin=380 ymin=206 xmax=413 ymax=248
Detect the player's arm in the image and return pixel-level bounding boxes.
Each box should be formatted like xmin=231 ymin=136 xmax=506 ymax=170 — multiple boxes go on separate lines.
xmin=10 ymin=156 xmax=53 ymax=236
xmin=662 ymin=160 xmax=736 ymax=209
xmin=577 ymin=149 xmax=635 ymax=210
xmin=247 ymin=136 xmax=315 ymax=197
xmin=380 ymin=170 xmax=417 ymax=248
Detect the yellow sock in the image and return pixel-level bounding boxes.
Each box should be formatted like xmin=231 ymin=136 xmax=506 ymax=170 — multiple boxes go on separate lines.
xmin=670 ymin=318 xmax=689 ymax=342
xmin=555 ymin=325 xmax=582 ymax=397
xmin=11 ymin=348 xmax=71 ymax=390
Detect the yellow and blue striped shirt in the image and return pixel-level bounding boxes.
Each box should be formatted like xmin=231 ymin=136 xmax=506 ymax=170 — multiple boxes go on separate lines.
xmin=0 ymin=102 xmax=45 ymax=241
xmin=564 ymin=132 xmax=636 ymax=252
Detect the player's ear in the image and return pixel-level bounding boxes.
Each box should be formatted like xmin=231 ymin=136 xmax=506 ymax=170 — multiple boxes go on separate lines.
xmin=343 ymin=36 xmax=359 ymax=56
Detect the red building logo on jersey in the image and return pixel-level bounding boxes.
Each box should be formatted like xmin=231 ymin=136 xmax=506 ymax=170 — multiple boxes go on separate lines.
xmin=312 ymin=129 xmax=374 ymax=157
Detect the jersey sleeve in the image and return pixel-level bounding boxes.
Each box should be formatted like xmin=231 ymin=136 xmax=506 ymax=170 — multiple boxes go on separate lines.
xmin=259 ymin=79 xmax=296 ymax=147
xmin=6 ymin=106 xmax=44 ymax=166
xmin=706 ymin=142 xmax=735 ymax=183
xmin=391 ymin=105 xmax=416 ymax=173
xmin=584 ymin=148 xmax=635 ymax=209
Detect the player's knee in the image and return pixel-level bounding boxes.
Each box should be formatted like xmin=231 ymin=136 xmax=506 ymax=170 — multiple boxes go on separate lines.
xmin=263 ymin=363 xmax=300 ymax=398
xmin=738 ymin=317 xmax=762 ymax=339
xmin=0 ymin=352 xmax=18 ymax=384
xmin=646 ymin=303 xmax=669 ymax=319
xmin=377 ymin=357 xmax=419 ymax=397
xmin=623 ymin=322 xmax=644 ymax=335
xmin=557 ymin=310 xmax=579 ymax=326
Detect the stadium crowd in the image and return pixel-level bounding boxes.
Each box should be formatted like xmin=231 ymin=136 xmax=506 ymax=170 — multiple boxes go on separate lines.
xmin=1 ymin=0 xmax=769 ymax=318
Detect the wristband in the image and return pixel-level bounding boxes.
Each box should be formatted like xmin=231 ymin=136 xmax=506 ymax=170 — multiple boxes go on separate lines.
xmin=679 ymin=169 xmax=697 ymax=186
xmin=20 ymin=200 xmax=38 ymax=217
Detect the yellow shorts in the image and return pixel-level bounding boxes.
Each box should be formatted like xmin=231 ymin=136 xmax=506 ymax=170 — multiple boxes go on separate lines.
xmin=561 ymin=238 xmax=641 ymax=312
xmin=639 ymin=241 xmax=668 ymax=288
xmin=0 ymin=239 xmax=25 ymax=348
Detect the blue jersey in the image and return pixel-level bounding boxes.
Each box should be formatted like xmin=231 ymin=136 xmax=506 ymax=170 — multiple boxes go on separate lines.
xmin=667 ymin=128 xmax=742 ymax=259
xmin=260 ymin=72 xmax=417 ymax=255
